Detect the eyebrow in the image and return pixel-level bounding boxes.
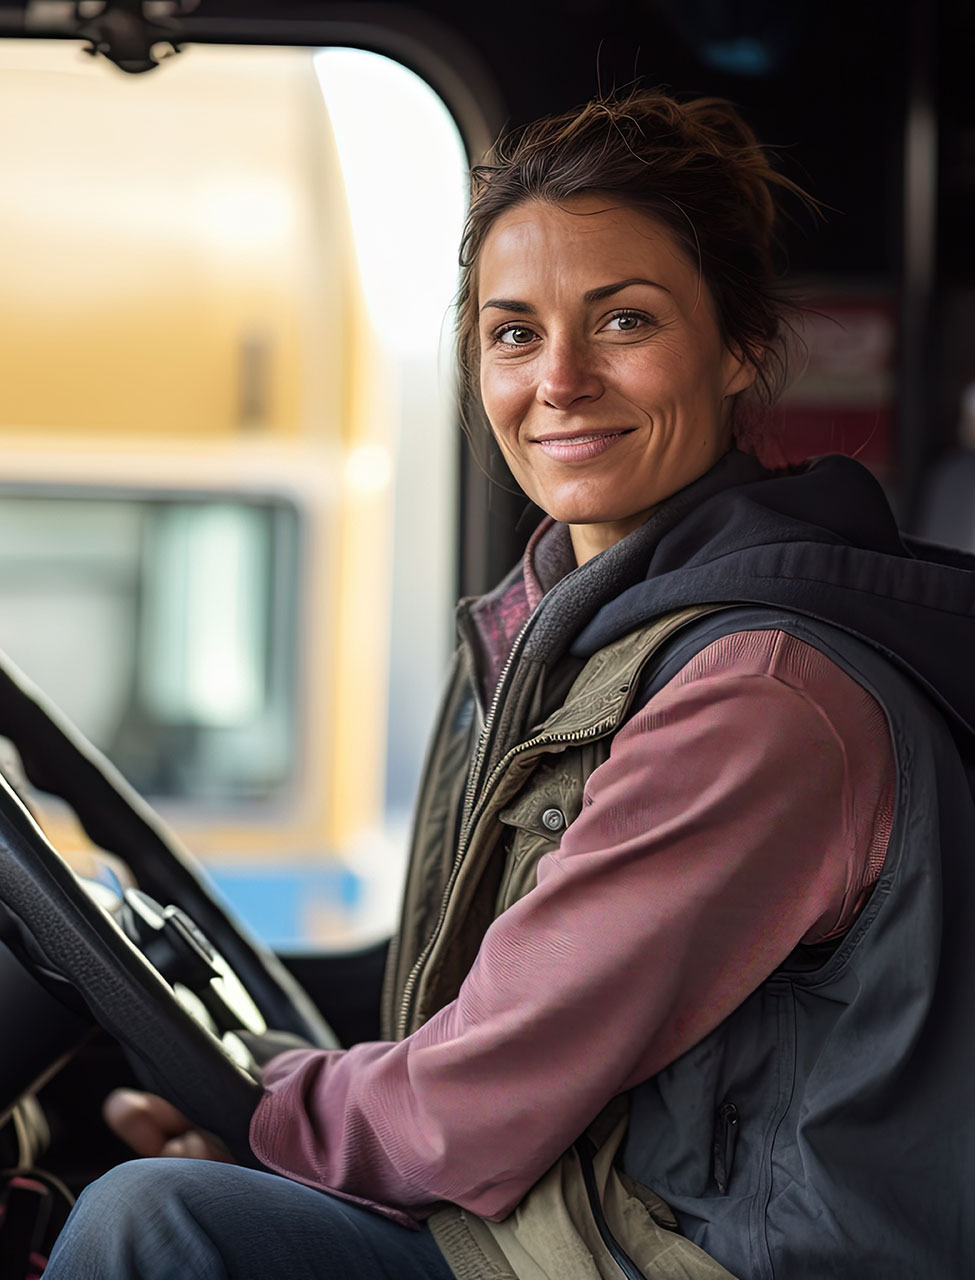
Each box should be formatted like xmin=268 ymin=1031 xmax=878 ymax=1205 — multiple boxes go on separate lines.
xmin=479 ymin=297 xmax=535 ymax=315
xmin=479 ymin=277 xmax=668 ymax=314
xmin=584 ymin=277 xmax=668 ymax=303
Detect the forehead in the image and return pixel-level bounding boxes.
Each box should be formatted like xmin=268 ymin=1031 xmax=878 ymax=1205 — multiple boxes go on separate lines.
xmin=477 ymin=195 xmax=698 ymax=300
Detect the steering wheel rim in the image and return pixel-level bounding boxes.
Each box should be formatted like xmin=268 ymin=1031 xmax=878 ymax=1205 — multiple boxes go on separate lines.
xmin=0 ymin=654 xmax=339 ymax=1161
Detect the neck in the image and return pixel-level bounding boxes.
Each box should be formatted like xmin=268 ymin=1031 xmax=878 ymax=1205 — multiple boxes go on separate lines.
xmin=569 ymin=509 xmax=659 ymax=565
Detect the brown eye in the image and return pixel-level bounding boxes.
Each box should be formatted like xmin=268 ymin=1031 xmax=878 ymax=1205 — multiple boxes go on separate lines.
xmin=603 ymin=310 xmax=650 ymax=333
xmin=498 ymin=326 xmax=537 ymax=346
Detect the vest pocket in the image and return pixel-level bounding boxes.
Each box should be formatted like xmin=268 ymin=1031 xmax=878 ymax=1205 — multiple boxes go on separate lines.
xmin=495 ymin=759 xmax=586 ymax=912
xmin=712 ymin=1102 xmax=739 ymax=1194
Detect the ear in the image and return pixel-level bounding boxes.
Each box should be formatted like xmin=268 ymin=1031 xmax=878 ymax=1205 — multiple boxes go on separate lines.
xmin=722 ymin=342 xmax=760 ymax=398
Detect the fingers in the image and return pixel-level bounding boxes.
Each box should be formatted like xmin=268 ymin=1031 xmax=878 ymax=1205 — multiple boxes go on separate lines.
xmin=103 ymin=1089 xmax=235 ymax=1163
xmin=104 ymin=1089 xmax=192 ymax=1156
xmin=160 ymin=1130 xmax=235 ymax=1163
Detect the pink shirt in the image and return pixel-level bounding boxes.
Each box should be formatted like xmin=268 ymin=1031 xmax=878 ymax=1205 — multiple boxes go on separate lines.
xmin=249 ymin=626 xmax=895 ymax=1225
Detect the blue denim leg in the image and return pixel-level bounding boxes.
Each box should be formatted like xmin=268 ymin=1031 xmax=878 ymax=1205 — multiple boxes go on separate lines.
xmin=43 ymin=1158 xmax=456 ymax=1279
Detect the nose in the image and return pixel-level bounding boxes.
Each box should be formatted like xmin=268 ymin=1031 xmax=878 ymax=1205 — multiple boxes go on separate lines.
xmin=536 ymin=336 xmax=603 ymax=410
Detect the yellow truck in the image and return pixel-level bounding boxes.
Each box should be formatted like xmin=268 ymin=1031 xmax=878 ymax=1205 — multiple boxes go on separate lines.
xmin=0 ymin=38 xmax=464 ymax=946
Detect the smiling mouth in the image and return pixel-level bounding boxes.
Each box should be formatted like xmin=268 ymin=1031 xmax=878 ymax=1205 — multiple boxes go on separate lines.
xmin=532 ymin=429 xmax=634 ymax=461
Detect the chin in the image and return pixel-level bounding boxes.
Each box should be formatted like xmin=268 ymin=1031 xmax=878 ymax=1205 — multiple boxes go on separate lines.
xmin=537 ymin=503 xmax=607 ymax=526
xmin=538 ymin=490 xmax=652 ymax=529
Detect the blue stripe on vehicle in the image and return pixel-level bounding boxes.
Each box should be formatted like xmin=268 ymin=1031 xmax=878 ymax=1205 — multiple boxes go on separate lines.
xmin=206 ymin=865 xmax=363 ymax=947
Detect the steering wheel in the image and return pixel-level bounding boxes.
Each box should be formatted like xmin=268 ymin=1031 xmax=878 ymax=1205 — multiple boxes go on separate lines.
xmin=0 ymin=656 xmax=340 ymax=1164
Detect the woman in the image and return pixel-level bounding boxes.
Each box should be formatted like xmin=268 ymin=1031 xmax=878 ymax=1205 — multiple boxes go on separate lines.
xmin=45 ymin=90 xmax=975 ymax=1279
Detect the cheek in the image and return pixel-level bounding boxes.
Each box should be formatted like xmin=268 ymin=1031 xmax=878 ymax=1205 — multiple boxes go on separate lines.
xmin=632 ymin=352 xmax=721 ymax=415
xmin=478 ymin=361 xmax=500 ymax=419
xmin=480 ymin=365 xmax=528 ymax=436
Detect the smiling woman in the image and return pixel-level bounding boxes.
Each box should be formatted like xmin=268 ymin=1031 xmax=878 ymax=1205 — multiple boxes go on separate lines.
xmin=42 ymin=87 xmax=975 ymax=1280
xmin=477 ymin=197 xmax=755 ymax=562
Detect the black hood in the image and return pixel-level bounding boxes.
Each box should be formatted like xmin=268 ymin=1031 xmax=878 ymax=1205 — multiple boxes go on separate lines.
xmin=528 ymin=450 xmax=975 ymax=736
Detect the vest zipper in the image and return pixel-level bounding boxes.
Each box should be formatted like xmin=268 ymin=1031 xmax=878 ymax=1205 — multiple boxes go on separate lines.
xmin=460 ymin=615 xmax=534 ymax=844
xmin=713 ymin=1102 xmax=739 ymax=1195
xmin=397 ymin=601 xmax=720 ymax=1037
xmin=395 ymin=613 xmax=534 ymax=1038
xmin=576 ymin=1134 xmax=647 ymax=1280
xmin=396 ymin=714 xmax=619 ymax=1037
xmin=466 ymin=717 xmax=617 ymax=838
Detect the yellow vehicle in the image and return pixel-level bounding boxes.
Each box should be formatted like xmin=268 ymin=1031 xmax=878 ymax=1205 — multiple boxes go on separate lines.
xmin=0 ymin=36 xmax=469 ymax=947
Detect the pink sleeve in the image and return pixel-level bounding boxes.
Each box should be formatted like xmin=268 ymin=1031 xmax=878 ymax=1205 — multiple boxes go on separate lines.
xmin=249 ymin=630 xmax=895 ymax=1222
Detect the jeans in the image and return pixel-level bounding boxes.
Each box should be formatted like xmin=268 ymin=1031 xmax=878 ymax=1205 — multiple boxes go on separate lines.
xmin=42 ymin=1158 xmax=456 ymax=1279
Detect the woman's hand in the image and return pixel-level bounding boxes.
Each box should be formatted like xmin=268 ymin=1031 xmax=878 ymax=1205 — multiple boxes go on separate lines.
xmin=103 ymin=1088 xmax=235 ymax=1163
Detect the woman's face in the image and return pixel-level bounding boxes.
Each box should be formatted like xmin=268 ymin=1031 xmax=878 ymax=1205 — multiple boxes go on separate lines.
xmin=477 ymin=196 xmax=755 ymax=564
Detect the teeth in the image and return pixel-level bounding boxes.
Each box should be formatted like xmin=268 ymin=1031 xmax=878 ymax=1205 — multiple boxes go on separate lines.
xmin=546 ymin=432 xmax=621 ymax=444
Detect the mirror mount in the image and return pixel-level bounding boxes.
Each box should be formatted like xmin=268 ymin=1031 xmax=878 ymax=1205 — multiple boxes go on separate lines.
xmin=74 ymin=1 xmax=190 ymax=74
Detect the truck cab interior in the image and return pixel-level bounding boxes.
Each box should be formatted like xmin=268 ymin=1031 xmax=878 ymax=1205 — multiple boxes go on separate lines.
xmin=0 ymin=1 xmax=971 ymax=1273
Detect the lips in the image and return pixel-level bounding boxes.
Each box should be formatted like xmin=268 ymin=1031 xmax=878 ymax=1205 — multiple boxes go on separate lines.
xmin=532 ymin=429 xmax=634 ymax=462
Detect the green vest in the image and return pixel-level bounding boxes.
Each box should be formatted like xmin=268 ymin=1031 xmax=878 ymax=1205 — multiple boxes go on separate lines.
xmin=382 ymin=604 xmax=739 ymax=1280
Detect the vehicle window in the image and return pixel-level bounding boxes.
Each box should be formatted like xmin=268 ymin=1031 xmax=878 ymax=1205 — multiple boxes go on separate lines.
xmin=0 ymin=40 xmax=468 ymax=947
xmin=0 ymin=492 xmax=298 ymax=802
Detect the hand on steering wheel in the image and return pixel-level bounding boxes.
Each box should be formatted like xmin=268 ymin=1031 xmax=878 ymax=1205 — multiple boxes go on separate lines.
xmin=0 ymin=656 xmax=339 ymax=1164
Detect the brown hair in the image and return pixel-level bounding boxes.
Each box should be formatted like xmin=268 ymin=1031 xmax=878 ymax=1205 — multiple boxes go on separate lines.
xmin=457 ymin=88 xmax=812 ymax=460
